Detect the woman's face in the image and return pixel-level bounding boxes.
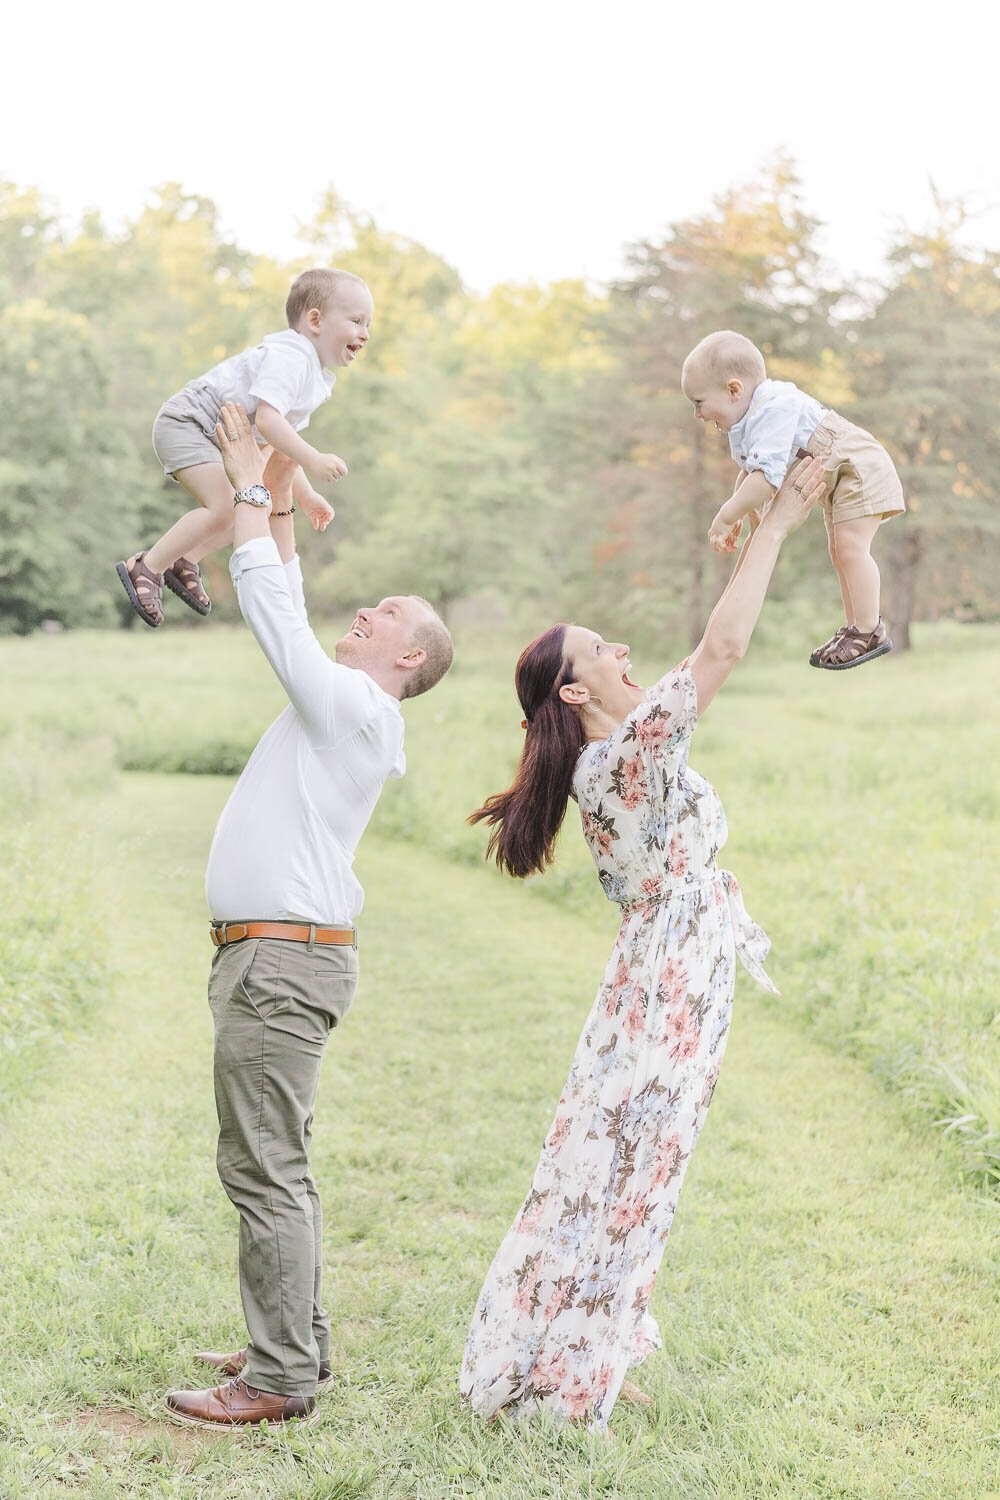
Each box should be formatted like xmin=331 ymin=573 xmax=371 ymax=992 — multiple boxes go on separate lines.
xmin=560 ymin=625 xmax=644 ymax=718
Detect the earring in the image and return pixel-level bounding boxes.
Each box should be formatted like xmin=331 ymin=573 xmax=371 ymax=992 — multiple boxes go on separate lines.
xmin=587 ymin=695 xmax=604 ymax=709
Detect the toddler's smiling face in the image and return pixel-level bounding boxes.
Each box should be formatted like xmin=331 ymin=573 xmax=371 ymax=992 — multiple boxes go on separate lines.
xmin=300 ymin=284 xmax=374 ymax=370
xmin=681 ymin=359 xmax=751 ymax=433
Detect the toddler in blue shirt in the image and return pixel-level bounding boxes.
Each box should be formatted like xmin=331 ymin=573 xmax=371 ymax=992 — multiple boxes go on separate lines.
xmin=682 ymin=331 xmax=905 ymax=669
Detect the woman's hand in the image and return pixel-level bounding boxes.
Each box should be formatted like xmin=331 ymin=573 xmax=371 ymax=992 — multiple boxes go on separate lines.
xmin=216 ymin=402 xmax=266 ymax=492
xmin=765 ymin=456 xmax=825 ymax=539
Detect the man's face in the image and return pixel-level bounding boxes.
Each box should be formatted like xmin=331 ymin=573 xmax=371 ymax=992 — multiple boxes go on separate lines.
xmin=335 ymin=595 xmax=429 ymax=676
xmin=682 ymin=363 xmax=746 ymax=432
xmin=310 ymin=285 xmax=374 ymax=370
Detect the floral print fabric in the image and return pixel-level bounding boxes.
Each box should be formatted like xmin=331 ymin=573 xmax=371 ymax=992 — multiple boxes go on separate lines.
xmin=461 ymin=662 xmax=777 ymax=1429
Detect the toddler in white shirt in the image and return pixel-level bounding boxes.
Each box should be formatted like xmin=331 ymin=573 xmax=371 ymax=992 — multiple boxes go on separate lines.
xmin=117 ymin=267 xmax=373 ymax=627
xmin=681 ymin=330 xmax=906 ymax=670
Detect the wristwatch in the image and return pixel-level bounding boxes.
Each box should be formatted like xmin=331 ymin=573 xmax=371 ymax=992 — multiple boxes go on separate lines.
xmin=233 ymin=485 xmax=272 ymax=512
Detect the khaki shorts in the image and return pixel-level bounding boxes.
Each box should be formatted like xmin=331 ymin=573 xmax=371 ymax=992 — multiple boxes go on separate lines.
xmin=152 ymin=385 xmax=227 ymax=481
xmin=796 ymin=411 xmax=905 ymax=526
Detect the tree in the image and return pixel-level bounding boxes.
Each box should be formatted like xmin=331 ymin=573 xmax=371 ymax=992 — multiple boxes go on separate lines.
xmin=850 ymin=197 xmax=1000 ymax=648
xmin=604 ymin=156 xmax=845 ymax=648
xmin=0 ymin=298 xmax=143 ymax=631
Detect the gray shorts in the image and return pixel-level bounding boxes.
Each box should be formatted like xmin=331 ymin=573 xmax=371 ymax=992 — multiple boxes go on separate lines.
xmin=152 ymin=383 xmax=229 ymax=481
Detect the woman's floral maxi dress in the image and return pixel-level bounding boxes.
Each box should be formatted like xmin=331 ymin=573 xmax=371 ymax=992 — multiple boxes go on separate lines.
xmin=460 ymin=662 xmax=778 ymax=1429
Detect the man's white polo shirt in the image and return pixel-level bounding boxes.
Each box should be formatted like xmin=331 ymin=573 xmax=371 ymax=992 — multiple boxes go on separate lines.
xmin=205 ymin=537 xmax=405 ymax=925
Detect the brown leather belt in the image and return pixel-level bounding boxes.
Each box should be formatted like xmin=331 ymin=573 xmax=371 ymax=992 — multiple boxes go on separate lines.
xmin=210 ymin=920 xmax=356 ymax=949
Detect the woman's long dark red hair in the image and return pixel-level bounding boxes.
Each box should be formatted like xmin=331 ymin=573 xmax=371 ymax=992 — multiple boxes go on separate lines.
xmin=468 ymin=624 xmax=585 ymax=878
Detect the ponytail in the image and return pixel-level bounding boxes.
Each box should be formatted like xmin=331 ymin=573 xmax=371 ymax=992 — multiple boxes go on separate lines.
xmin=468 ymin=625 xmax=584 ymax=878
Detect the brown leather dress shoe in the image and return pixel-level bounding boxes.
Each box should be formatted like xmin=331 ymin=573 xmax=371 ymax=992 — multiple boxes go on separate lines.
xmin=193 ymin=1346 xmax=333 ymax=1390
xmin=165 ymin=1376 xmax=318 ymax=1429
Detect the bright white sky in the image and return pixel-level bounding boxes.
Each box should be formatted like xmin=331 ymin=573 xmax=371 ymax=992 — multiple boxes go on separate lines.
xmin=4 ymin=0 xmax=996 ymax=294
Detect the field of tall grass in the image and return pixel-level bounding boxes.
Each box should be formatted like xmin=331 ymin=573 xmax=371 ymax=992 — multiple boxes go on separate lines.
xmin=3 ymin=615 xmax=1000 ymax=1497
xmin=4 ymin=615 xmax=998 ymax=1180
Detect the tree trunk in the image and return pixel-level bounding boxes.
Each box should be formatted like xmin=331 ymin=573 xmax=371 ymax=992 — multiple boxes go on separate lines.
xmin=688 ymin=424 xmax=707 ymax=650
xmin=883 ymin=525 xmax=921 ymax=652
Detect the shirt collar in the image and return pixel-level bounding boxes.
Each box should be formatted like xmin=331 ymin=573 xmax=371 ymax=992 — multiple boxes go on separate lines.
xmin=287 ymin=327 xmax=332 ymax=377
xmin=744 ymin=379 xmax=775 ymax=420
xmin=729 ymin=379 xmax=774 ymax=447
xmin=358 ymin=668 xmax=403 ymax=715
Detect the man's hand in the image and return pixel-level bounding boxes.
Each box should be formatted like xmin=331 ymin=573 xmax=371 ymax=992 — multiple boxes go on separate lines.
xmin=299 ymin=488 xmax=336 ymax=532
xmin=307 ymin=450 xmax=349 ymax=485
xmin=216 ymin=403 xmax=266 ymax=492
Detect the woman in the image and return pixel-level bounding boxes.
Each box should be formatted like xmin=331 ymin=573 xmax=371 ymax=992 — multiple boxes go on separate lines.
xmin=461 ymin=457 xmax=825 ymax=1431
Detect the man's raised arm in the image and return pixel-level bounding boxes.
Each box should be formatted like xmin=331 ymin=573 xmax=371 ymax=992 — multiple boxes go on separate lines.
xmin=217 ymin=403 xmax=375 ymax=747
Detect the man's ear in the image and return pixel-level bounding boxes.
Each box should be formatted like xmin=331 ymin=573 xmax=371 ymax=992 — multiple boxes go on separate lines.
xmin=558 ymin=681 xmax=590 ymax=707
xmin=397 ymin=646 xmax=427 ymax=674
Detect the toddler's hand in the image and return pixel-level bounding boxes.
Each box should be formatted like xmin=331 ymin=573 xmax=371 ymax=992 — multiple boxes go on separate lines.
xmin=310 ymin=451 xmax=349 ymax=485
xmin=708 ymin=510 xmax=742 ymax=553
xmin=299 ymin=489 xmax=336 ymax=533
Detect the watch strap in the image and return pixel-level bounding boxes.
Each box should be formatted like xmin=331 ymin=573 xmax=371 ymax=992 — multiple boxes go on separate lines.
xmin=232 ymin=485 xmax=272 ymax=511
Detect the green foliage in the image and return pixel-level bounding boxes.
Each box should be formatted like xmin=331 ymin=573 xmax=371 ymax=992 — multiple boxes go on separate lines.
xmin=0 ymin=297 xmax=143 ymax=630
xmin=2 ymin=166 xmax=997 ymax=640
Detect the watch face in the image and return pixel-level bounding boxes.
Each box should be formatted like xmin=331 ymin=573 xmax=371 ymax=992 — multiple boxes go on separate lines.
xmin=239 ymin=485 xmax=271 ymax=507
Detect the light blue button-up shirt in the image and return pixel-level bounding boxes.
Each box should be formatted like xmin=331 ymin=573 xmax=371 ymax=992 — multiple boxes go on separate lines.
xmin=728 ymin=378 xmax=827 ymax=489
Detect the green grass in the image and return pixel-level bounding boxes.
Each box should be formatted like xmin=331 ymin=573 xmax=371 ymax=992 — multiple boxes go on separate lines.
xmin=0 ymin=730 xmax=112 ymax=1088
xmin=4 ymin=616 xmax=999 ymax=1178
xmin=2 ymin=773 xmax=1000 ymax=1497
xmin=2 ymin=616 xmax=999 ymax=1493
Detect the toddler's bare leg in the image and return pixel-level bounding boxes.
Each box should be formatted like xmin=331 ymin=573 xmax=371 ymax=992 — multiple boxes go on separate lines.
xmin=830 ymin=515 xmax=883 ymax=634
xmin=261 ymin=451 xmax=299 ymax=564
xmin=824 ymin=513 xmax=855 ymax=625
xmin=142 ymin=463 xmax=236 ymax=575
xmin=262 ymin=448 xmax=298 ymax=509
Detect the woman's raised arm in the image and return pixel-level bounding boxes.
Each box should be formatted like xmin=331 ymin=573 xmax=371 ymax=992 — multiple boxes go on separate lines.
xmin=688 ymin=456 xmax=825 ymax=713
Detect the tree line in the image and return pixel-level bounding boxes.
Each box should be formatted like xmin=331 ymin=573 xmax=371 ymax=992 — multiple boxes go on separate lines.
xmin=1 ymin=159 xmax=997 ymax=648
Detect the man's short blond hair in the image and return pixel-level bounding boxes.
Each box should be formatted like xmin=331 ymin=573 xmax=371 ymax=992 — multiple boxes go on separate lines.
xmin=682 ymin=330 xmax=766 ymax=391
xmin=286 ymin=268 xmax=368 ymax=328
xmin=402 ymin=598 xmax=454 ymax=699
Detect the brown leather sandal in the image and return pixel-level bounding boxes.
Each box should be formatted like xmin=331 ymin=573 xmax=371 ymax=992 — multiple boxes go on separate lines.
xmin=164 ymin=555 xmax=211 ymax=616
xmin=809 ymin=625 xmax=849 ymax=667
xmin=115 ymin=553 xmax=164 ymax=627
xmin=813 ymin=619 xmax=892 ymax=670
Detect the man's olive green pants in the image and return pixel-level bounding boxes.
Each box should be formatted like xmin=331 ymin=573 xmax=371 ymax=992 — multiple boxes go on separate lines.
xmin=208 ymin=933 xmax=358 ymax=1398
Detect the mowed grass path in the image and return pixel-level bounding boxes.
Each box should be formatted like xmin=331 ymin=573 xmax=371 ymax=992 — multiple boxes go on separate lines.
xmin=2 ymin=772 xmax=1000 ymax=1499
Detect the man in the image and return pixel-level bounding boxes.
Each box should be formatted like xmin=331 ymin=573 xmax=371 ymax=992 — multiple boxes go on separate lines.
xmin=166 ymin=403 xmax=453 ymax=1429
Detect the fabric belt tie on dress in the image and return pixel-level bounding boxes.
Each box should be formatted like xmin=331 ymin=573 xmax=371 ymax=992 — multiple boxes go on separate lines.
xmin=210 ymin=920 xmax=356 ymax=949
xmin=618 ymin=867 xmax=779 ymax=995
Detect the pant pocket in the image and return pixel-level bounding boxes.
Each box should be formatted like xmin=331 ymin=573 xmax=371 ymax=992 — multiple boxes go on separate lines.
xmin=307 ymin=946 xmax=360 ymax=1029
xmin=238 ymin=940 xmax=291 ymax=1020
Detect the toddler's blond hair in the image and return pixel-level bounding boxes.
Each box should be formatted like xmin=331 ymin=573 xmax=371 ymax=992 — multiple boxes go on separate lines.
xmin=682 ymin=330 xmax=766 ymax=390
xmin=286 ymin=268 xmax=368 ymax=328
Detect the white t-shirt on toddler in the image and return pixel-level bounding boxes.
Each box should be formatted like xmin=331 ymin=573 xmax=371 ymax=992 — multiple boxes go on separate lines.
xmin=185 ymin=328 xmax=336 ymax=442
